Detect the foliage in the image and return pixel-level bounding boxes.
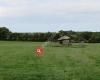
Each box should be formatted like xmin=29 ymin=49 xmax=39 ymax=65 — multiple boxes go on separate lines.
xmin=0 ymin=27 xmax=100 ymax=42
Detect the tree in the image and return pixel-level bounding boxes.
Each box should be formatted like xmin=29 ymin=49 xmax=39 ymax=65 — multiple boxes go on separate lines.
xmin=0 ymin=27 xmax=11 ymax=40
xmin=79 ymin=32 xmax=93 ymax=42
xmin=89 ymin=32 xmax=100 ymax=43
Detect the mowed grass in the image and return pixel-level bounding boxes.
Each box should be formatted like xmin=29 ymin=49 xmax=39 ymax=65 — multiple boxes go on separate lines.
xmin=0 ymin=41 xmax=100 ymax=80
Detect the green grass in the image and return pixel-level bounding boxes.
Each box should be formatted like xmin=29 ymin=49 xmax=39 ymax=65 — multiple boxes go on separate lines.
xmin=0 ymin=41 xmax=100 ymax=80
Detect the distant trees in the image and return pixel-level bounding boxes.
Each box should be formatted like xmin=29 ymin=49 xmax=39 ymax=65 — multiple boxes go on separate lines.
xmin=57 ymin=30 xmax=100 ymax=43
xmin=89 ymin=32 xmax=100 ymax=43
xmin=0 ymin=27 xmax=11 ymax=40
xmin=0 ymin=27 xmax=53 ymax=41
xmin=0 ymin=27 xmax=100 ymax=43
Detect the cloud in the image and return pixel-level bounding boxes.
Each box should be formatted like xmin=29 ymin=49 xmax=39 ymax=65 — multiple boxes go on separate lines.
xmin=0 ymin=0 xmax=100 ymax=17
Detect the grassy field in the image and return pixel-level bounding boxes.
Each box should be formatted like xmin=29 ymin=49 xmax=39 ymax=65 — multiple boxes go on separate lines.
xmin=0 ymin=41 xmax=100 ymax=80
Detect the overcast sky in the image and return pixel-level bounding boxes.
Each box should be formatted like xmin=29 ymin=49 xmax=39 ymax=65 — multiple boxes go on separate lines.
xmin=0 ymin=0 xmax=100 ymax=32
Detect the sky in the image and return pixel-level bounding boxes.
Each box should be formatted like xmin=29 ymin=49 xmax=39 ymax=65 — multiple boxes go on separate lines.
xmin=0 ymin=0 xmax=100 ymax=32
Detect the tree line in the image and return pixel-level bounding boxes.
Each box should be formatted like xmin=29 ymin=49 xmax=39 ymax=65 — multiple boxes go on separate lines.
xmin=0 ymin=27 xmax=100 ymax=43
